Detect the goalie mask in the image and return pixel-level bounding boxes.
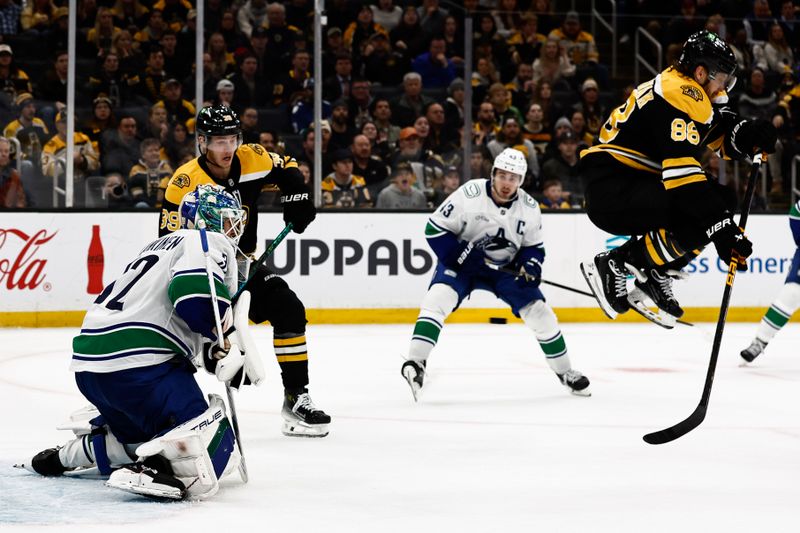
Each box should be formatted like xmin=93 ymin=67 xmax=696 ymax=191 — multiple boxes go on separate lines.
xmin=179 ymin=184 xmax=246 ymax=245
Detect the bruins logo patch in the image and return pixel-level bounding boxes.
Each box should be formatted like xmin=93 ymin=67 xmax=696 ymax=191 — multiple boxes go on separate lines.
xmin=172 ymin=173 xmax=191 ymax=188
xmin=248 ymin=143 xmax=264 ymax=155
xmin=680 ymin=85 xmax=703 ymax=102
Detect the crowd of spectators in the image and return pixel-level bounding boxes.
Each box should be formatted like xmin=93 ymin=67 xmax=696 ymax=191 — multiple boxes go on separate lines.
xmin=0 ymin=0 xmax=798 ymax=211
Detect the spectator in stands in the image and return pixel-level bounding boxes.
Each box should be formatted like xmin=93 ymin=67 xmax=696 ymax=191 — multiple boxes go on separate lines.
xmin=157 ymin=78 xmax=195 ymax=128
xmin=88 ymin=7 xmax=121 ymax=55
xmin=47 ymin=7 xmax=70 ymax=56
xmin=487 ymin=83 xmax=523 ymax=126
xmin=522 ymin=102 xmax=551 ymax=159
xmin=390 ymin=5 xmax=428 ymax=59
xmin=431 ymin=164 xmax=460 ymax=206
xmin=4 ymin=93 xmax=49 ymax=165
xmin=474 ymin=13 xmax=512 ymax=79
xmin=101 ymin=114 xmax=140 ymax=175
xmin=507 ymin=62 xmax=535 ymax=111
xmin=392 ymin=126 xmax=444 ymax=198
xmin=345 ymin=3 xmax=388 ymax=55
xmin=361 ymin=31 xmax=409 ymax=87
xmin=230 ymin=53 xmax=271 ymax=110
xmin=154 ymin=0 xmax=191 ymax=32
xmin=764 ymin=22 xmax=795 ymax=75
xmin=572 ymin=78 xmax=606 ymax=138
xmin=258 ymin=129 xmax=280 ymax=153
xmin=112 ymin=30 xmax=146 ymax=76
xmin=207 ymin=32 xmax=235 ymax=80
xmin=21 ymin=0 xmax=54 ymax=36
xmin=160 ymin=30 xmax=189 ymax=81
xmin=423 ymin=101 xmax=458 ymax=155
xmin=140 ymin=48 xmax=168 ymax=103
xmin=328 ymin=99 xmax=356 ymax=151
xmin=470 ymin=145 xmax=491 ymax=180
xmin=103 ymin=171 xmax=135 ymax=208
xmin=135 ymin=9 xmax=168 ymax=49
xmin=110 ymin=0 xmax=149 ymax=31
xmin=413 ymin=115 xmax=430 ymax=147
xmin=215 ymin=79 xmax=235 ymax=108
xmin=487 ymin=116 xmax=539 ymax=183
xmin=237 ymin=0 xmax=268 ymax=39
xmin=376 ymin=161 xmax=426 ymax=209
xmin=412 ymin=35 xmax=457 ymax=89
xmin=371 ymin=98 xmax=400 ymax=148
xmin=217 ymin=10 xmax=244 ymax=53
xmin=533 ymin=38 xmax=576 ymax=91
xmin=322 ymin=27 xmax=346 ymax=79
xmin=543 ymin=115 xmax=573 ymax=161
xmin=351 ymin=133 xmax=389 ymax=198
xmin=530 ymin=80 xmax=561 ymax=130
xmin=569 ymin=109 xmax=594 ymax=148
xmin=127 ymin=137 xmax=172 ymax=208
xmin=360 ymin=120 xmax=391 ymax=161
xmin=779 ymin=0 xmax=799 ymax=48
xmin=349 ymin=78 xmax=373 ymax=131
xmin=177 ymin=8 xmax=198 ymax=63
xmin=291 ymin=78 xmax=332 ymax=133
xmin=298 ymin=123 xmax=333 ymax=175
xmin=38 ymin=51 xmax=68 ymax=111
xmin=541 ymin=129 xmax=581 ymax=205
xmin=730 ymin=27 xmax=768 ymax=73
xmin=666 ymin=0 xmax=705 ymax=48
xmin=473 ymin=101 xmax=499 ymax=147
xmin=322 ymin=148 xmax=373 ymax=208
xmin=42 ymin=109 xmax=100 ymax=183
xmin=539 ymin=179 xmax=570 ymax=209
xmin=493 ymin=0 xmax=522 ymax=40
xmin=144 ymin=103 xmax=169 ymax=142
xmin=264 ymin=2 xmax=302 ymax=59
xmin=392 ymin=72 xmax=434 ymax=128
xmin=744 ymin=0 xmax=775 ymax=45
xmin=239 ymin=107 xmax=260 ymax=144
xmin=0 ymin=45 xmax=32 ymax=104
xmin=246 ymin=26 xmax=279 ymax=80
xmin=443 ymin=77 xmax=464 ymax=131
xmin=740 ymin=68 xmax=786 ymax=196
xmin=183 ymin=52 xmax=220 ymax=104
xmin=163 ymin=120 xmax=193 ymax=168
xmin=281 ymin=49 xmax=312 ymax=106
xmin=0 ymin=137 xmax=26 ymax=208
xmin=323 ymin=52 xmax=353 ymax=102
xmin=371 ymin=0 xmax=402 ymax=32
xmin=0 ymin=0 xmax=22 ymax=37
xmin=418 ymin=0 xmax=447 ymax=36
xmin=471 ymin=57 xmax=500 ymax=105
xmin=442 ymin=15 xmax=464 ymax=65
xmin=548 ymin=11 xmax=605 ymax=88
xmin=509 ymin=13 xmax=547 ymax=66
xmin=82 ymin=95 xmax=116 ymax=155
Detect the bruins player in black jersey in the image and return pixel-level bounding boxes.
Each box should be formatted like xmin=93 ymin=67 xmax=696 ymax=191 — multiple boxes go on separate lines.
xmin=579 ymin=30 xmax=778 ymax=328
xmin=160 ymin=105 xmax=331 ymax=437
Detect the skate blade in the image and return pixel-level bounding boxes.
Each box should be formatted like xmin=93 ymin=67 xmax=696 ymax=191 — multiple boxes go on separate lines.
xmin=105 ymin=479 xmax=184 ymax=500
xmin=281 ymin=420 xmax=330 ymax=438
xmin=569 ymin=387 xmax=592 ymax=397
xmin=627 ymin=288 xmax=676 ymax=330
xmin=12 ymin=463 xmax=103 ymax=478
xmin=402 ymin=366 xmax=422 ymax=402
xmin=580 ymin=261 xmax=619 ymax=320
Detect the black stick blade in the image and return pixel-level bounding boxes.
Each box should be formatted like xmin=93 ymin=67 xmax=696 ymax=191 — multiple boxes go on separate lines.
xmin=643 ymin=405 xmax=706 ymax=445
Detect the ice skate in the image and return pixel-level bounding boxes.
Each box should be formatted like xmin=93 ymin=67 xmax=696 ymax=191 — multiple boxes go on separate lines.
xmin=106 ymin=463 xmax=186 ymax=501
xmin=281 ymin=390 xmax=331 ymax=438
xmin=401 ymin=359 xmax=426 ymax=402
xmin=740 ymin=338 xmax=767 ymax=364
xmin=580 ymin=251 xmax=631 ymax=319
xmin=557 ymin=370 xmax=591 ymax=397
xmin=15 ymin=447 xmax=68 ymax=476
xmin=628 ymin=268 xmax=685 ymax=329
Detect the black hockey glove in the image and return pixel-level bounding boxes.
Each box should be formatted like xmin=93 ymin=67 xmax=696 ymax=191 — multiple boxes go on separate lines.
xmin=280 ymin=184 xmax=316 ymax=233
xmin=444 ymin=241 xmax=486 ymax=275
xmin=707 ymin=217 xmax=752 ymax=271
xmin=731 ymin=118 xmax=778 ymax=156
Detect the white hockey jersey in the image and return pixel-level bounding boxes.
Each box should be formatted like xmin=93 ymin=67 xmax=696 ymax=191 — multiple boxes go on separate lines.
xmin=426 ymin=179 xmax=544 ymax=265
xmin=71 ymin=229 xmax=238 ymax=373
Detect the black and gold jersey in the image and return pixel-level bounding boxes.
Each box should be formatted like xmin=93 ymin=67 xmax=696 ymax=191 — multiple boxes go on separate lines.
xmin=581 ymin=67 xmax=731 ymax=191
xmin=159 ymin=143 xmax=298 ymax=254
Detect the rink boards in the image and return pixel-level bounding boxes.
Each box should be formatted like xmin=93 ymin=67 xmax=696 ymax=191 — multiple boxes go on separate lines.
xmin=0 ymin=211 xmax=795 ymax=326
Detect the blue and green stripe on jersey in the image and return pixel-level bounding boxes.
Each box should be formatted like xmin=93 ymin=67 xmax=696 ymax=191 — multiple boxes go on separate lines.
xmin=73 ymin=322 xmax=192 ymax=361
xmin=168 ymin=268 xmax=230 ymax=307
xmin=425 ymin=220 xmax=449 ymax=239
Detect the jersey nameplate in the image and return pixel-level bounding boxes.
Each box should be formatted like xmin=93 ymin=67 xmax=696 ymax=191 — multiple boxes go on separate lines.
xmin=463 ymin=182 xmax=481 ymax=198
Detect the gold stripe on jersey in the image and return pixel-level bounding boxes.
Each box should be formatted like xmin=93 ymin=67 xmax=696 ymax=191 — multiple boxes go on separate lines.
xmin=662 ymin=174 xmax=706 ymax=190
xmin=661 ymin=156 xmax=705 ymax=190
xmin=645 ymin=233 xmax=666 ymax=266
xmin=654 ymin=68 xmax=713 ymax=125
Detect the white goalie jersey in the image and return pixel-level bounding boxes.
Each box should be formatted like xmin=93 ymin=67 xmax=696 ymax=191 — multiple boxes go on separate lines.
xmin=71 ymin=230 xmax=238 ymax=373
xmin=427 ymin=179 xmax=544 ymax=265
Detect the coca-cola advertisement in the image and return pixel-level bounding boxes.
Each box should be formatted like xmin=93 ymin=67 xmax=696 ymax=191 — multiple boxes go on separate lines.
xmin=0 ymin=228 xmax=55 ymax=291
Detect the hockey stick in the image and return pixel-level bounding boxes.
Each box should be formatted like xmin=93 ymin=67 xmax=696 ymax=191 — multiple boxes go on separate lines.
xmin=197 ymin=221 xmax=249 ymax=483
xmin=643 ymin=153 xmax=764 ymax=445
xmin=484 ymin=261 xmax=695 ymax=327
xmin=231 ymin=222 xmax=293 ymax=304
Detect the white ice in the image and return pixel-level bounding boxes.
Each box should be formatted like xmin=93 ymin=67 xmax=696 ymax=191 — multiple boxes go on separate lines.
xmin=1 ymin=322 xmax=799 ymax=532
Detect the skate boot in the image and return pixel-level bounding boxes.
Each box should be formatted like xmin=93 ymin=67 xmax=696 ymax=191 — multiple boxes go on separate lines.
xmin=106 ymin=463 xmax=186 ymax=500
xmin=628 ymin=268 xmax=684 ymax=329
xmin=282 ymin=389 xmax=331 ymax=438
xmin=15 ymin=447 xmax=68 ymax=476
xmin=580 ymin=250 xmax=631 ymax=319
xmin=740 ymin=338 xmax=767 ymax=364
xmin=557 ymin=370 xmax=591 ymax=397
xmin=401 ymin=359 xmax=426 ymax=402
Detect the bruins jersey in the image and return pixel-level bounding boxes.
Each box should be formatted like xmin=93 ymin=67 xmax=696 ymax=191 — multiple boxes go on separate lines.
xmin=159 ymin=143 xmax=296 ymax=254
xmin=581 ymin=67 xmax=731 ymax=191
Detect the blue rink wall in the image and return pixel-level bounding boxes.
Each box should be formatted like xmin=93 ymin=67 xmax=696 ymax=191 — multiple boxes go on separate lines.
xmin=0 ymin=211 xmax=796 ymax=326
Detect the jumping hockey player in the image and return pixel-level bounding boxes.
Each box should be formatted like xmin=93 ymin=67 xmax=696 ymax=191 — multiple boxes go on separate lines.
xmin=401 ymin=147 xmax=591 ymax=400
xmin=160 ymin=105 xmax=330 ymax=437
xmin=579 ymin=30 xmax=777 ymax=328
xmin=18 ymin=185 xmax=252 ymax=500
xmin=740 ymin=198 xmax=800 ymax=363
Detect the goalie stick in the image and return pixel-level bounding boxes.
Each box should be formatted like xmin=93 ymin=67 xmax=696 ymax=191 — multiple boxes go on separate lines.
xmin=231 ymin=222 xmax=293 ymax=304
xmin=642 ymin=153 xmax=764 ymax=445
xmin=198 ymin=221 xmax=248 ymax=483
xmin=483 ymin=261 xmax=695 ymax=327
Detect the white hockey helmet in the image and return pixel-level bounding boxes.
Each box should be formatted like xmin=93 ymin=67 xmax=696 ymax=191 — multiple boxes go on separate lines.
xmin=491 ymin=147 xmax=527 ymax=180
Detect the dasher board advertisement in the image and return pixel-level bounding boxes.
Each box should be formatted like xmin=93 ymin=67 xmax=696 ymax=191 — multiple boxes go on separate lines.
xmin=0 ymin=212 xmax=796 ymax=322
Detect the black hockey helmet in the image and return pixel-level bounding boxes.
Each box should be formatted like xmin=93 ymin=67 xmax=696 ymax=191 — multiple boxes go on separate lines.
xmin=195 ymin=104 xmax=241 ymax=138
xmin=676 ymin=30 xmax=737 ymax=89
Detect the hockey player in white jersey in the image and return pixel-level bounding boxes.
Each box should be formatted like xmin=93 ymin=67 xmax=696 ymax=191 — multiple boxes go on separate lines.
xmin=401 ymin=148 xmax=590 ymax=400
xmin=17 ymin=185 xmax=256 ymax=501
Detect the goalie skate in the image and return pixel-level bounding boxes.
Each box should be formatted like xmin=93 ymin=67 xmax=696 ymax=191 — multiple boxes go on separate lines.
xmin=401 ymin=359 xmax=426 ymax=402
xmin=106 ymin=463 xmax=186 ymax=501
xmin=281 ymin=391 xmax=331 ymax=438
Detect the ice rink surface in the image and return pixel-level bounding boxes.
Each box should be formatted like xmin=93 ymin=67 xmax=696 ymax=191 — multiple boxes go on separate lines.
xmin=1 ymin=321 xmax=799 ymax=532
